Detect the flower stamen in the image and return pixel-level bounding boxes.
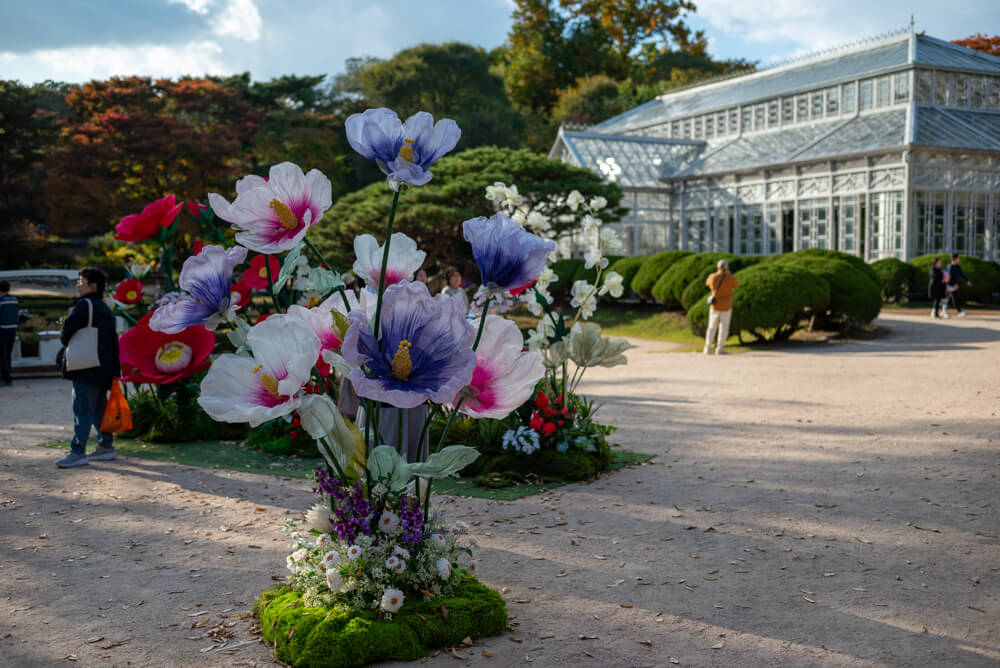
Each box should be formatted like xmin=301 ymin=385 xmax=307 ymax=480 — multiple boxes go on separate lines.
xmin=397 ymin=138 xmax=415 ymax=163
xmin=259 ymin=373 xmax=281 ymax=400
xmin=269 ymin=199 xmax=300 ymax=230
xmin=391 ymin=340 xmax=413 ymax=381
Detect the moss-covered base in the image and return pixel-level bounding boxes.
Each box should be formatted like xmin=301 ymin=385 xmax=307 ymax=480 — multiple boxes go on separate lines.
xmin=253 ymin=580 xmax=508 ymax=667
xmin=463 ymin=439 xmax=613 ymax=488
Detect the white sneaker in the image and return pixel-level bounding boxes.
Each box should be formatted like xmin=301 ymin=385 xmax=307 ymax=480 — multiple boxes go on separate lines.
xmin=930 ymin=309 xmax=937 ymax=318
xmin=703 ymin=347 xmax=711 ymax=355
xmin=940 ymin=311 xmax=950 ymax=319
xmin=958 ymin=311 xmax=967 ymax=318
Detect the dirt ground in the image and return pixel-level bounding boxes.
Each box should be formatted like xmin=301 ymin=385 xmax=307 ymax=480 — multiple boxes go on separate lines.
xmin=1 ymin=311 xmax=998 ymax=668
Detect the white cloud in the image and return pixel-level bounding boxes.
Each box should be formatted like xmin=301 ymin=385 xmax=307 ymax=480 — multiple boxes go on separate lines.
xmin=0 ymin=41 xmax=229 ymax=83
xmin=168 ymin=0 xmax=213 ymax=14
xmin=212 ymin=0 xmax=262 ymax=42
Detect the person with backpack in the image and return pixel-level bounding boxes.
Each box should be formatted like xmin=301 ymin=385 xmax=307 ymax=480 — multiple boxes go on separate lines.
xmin=704 ymin=259 xmax=739 ymax=355
xmin=58 ymin=268 xmax=121 ymax=468
xmin=928 ymin=257 xmax=948 ymax=318
xmin=943 ymin=253 xmax=972 ymax=318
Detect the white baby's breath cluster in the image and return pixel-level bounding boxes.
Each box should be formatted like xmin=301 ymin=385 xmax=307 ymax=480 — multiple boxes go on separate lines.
xmin=282 ymin=493 xmax=477 ymax=619
xmin=501 ymin=425 xmax=541 ymax=455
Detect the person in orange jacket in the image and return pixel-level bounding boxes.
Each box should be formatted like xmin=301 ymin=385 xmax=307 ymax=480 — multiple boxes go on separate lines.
xmin=704 ymin=260 xmax=739 ymax=355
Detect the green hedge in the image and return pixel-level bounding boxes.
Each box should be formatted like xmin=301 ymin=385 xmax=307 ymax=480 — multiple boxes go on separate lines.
xmin=255 ymin=581 xmax=508 ymax=667
xmin=549 ymin=258 xmax=585 ymax=302
xmin=651 ymin=252 xmax=735 ymax=307
xmin=869 ymin=257 xmax=913 ymax=302
xmin=675 ymin=255 xmax=765 ymax=311
xmin=795 ymin=248 xmax=879 ymax=285
xmin=606 ymin=256 xmax=645 ymax=298
xmin=908 ymin=254 xmax=1000 ymax=302
xmin=773 ymin=253 xmax=881 ymax=324
xmin=631 ymin=250 xmax=693 ymax=300
xmin=687 ymin=264 xmax=831 ymax=341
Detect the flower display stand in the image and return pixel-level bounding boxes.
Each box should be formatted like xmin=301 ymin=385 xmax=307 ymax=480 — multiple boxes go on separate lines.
xmin=254 ymin=580 xmax=507 ymax=667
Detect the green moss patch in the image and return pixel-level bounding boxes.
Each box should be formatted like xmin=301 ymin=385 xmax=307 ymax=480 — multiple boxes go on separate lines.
xmin=432 ymin=449 xmax=655 ymax=500
xmin=254 ymin=581 xmax=508 ymax=667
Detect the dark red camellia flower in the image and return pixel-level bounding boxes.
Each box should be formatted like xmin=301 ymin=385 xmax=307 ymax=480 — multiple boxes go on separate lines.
xmin=243 ymin=254 xmax=280 ymax=289
xmin=186 ymin=201 xmax=207 ymax=218
xmin=192 ymin=240 xmax=206 ymax=255
xmin=119 ymin=313 xmax=215 ymax=385
xmin=529 ymin=412 xmax=543 ymax=431
xmin=542 ymin=422 xmax=556 ymax=436
xmin=113 ymin=278 xmax=143 ymax=304
xmin=535 ymin=391 xmax=549 ymax=410
xmin=115 ymin=194 xmax=183 ymax=242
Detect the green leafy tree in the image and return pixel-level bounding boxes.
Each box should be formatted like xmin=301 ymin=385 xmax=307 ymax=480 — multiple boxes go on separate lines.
xmin=310 ymin=146 xmax=622 ymax=274
xmin=0 ymin=80 xmax=58 ymax=231
xmin=346 ymin=43 xmax=524 ymax=150
xmin=552 ymin=74 xmax=630 ymax=126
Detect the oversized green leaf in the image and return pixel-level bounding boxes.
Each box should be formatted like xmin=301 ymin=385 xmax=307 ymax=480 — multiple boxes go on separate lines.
xmin=407 ymin=445 xmax=480 ymax=479
xmin=367 ymin=445 xmax=411 ymax=491
xmin=274 ymin=244 xmax=303 ymax=293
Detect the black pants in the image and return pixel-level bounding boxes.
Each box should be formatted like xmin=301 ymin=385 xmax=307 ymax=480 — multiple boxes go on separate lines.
xmin=0 ymin=331 xmax=14 ymax=384
xmin=948 ymin=289 xmax=964 ymax=312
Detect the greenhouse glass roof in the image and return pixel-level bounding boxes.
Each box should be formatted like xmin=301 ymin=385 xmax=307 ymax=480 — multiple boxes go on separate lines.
xmin=552 ymin=130 xmax=703 ymax=188
xmin=592 ymin=33 xmax=1000 ymax=135
xmin=914 ymin=107 xmax=1000 ymax=150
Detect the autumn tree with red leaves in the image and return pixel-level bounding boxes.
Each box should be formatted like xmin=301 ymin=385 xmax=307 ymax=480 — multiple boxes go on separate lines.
xmin=44 ymin=76 xmax=260 ymax=237
xmin=952 ymin=34 xmax=1000 ymax=57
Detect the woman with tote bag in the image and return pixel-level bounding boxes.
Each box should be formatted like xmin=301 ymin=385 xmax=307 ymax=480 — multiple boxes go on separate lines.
xmin=58 ymin=268 xmax=121 ymax=468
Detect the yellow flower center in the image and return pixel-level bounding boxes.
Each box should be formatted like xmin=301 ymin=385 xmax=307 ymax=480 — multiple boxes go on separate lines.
xmin=154 ymin=341 xmax=192 ymax=373
xmin=390 ymin=340 xmax=413 ymax=381
xmin=259 ymin=267 xmax=268 ymax=278
xmin=125 ymin=290 xmax=138 ymax=301
xmin=308 ymin=296 xmax=320 ymax=307
xmin=269 ymin=199 xmax=299 ymax=230
xmin=397 ymin=138 xmax=415 ymax=163
xmin=253 ymin=364 xmax=282 ymax=400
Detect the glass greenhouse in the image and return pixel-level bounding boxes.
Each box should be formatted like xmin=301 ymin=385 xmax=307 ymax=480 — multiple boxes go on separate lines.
xmin=550 ymin=30 xmax=1000 ymax=261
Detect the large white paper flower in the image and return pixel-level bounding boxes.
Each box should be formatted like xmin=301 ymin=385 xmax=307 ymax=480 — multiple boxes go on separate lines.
xmin=436 ymin=558 xmax=452 ymax=580
xmin=306 ymin=503 xmax=333 ymax=533
xmin=457 ymin=316 xmax=544 ymax=420
xmin=352 ymin=232 xmax=426 ymax=287
xmin=208 ymin=162 xmax=332 ymax=254
xmin=198 ymin=315 xmax=320 ymax=427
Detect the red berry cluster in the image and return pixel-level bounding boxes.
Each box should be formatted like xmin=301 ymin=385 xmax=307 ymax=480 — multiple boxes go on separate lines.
xmin=528 ymin=390 xmax=575 ymax=437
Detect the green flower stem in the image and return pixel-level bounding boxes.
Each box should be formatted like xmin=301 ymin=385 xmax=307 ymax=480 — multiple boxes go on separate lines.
xmin=113 ymin=308 xmax=137 ymax=325
xmin=472 ymin=294 xmax=492 ymax=350
xmin=264 ymin=254 xmax=282 ymax=313
xmin=424 ymin=399 xmax=465 ymax=519
xmin=372 ymin=188 xmax=401 ymax=346
xmin=303 ymin=236 xmax=353 ymax=311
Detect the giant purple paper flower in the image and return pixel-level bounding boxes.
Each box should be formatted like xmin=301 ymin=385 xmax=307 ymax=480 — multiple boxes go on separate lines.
xmin=340 ymin=281 xmax=476 ymax=409
xmin=150 ymin=245 xmax=247 ymax=333
xmin=345 ymin=108 xmax=460 ymax=187
xmin=463 ymin=213 xmax=557 ymax=295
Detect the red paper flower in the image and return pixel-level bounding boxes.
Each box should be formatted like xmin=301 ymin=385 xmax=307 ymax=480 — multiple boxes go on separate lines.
xmin=113 ymin=278 xmax=143 ymax=304
xmin=243 ymin=254 xmax=280 ymax=289
xmin=535 ymin=391 xmax=549 ymax=410
xmin=230 ymin=278 xmax=253 ymax=311
xmin=542 ymin=422 xmax=556 ymax=436
xmin=115 ymin=194 xmax=183 ymax=242
xmin=186 ymin=201 xmax=207 ymax=218
xmin=529 ymin=412 xmax=543 ymax=431
xmin=192 ymin=240 xmax=206 ymax=255
xmin=119 ymin=313 xmax=215 ymax=385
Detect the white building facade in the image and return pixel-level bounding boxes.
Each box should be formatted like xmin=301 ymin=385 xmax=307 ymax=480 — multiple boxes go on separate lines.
xmin=550 ymin=30 xmax=1000 ymax=262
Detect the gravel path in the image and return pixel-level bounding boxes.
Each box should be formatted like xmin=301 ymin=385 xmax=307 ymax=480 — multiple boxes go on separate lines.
xmin=1 ymin=312 xmax=997 ymax=667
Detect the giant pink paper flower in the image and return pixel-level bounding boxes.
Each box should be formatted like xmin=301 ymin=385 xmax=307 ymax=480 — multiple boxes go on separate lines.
xmin=208 ymin=162 xmax=332 ymax=254
xmin=287 ymin=290 xmax=361 ymax=375
xmin=456 ymin=316 xmax=544 ymax=419
xmin=352 ymin=232 xmax=426 ymax=287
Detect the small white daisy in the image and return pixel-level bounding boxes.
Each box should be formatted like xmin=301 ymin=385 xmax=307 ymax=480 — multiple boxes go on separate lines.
xmin=380 ymin=588 xmax=405 ymax=613
xmin=321 ymin=550 xmax=340 ymax=570
xmin=325 ymin=569 xmax=342 ymax=591
xmin=292 ymin=548 xmax=309 ymax=563
xmin=393 ymin=546 xmax=411 ymax=560
xmin=385 ymin=556 xmax=401 ymax=571
xmin=430 ymin=533 xmax=447 ymax=548
xmin=436 ymin=557 xmax=452 ymax=580
xmin=346 ymin=544 xmax=363 ymax=560
xmin=378 ymin=511 xmax=400 ymax=533
xmin=315 ymin=533 xmax=332 ymax=549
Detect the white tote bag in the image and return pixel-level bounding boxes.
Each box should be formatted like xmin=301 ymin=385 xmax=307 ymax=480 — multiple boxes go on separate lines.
xmin=65 ymin=299 xmax=101 ymax=372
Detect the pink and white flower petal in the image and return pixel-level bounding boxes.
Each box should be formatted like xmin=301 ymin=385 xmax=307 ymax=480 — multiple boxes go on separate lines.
xmin=352 ymin=233 xmax=426 ymax=287
xmin=458 ymin=316 xmax=545 ymax=419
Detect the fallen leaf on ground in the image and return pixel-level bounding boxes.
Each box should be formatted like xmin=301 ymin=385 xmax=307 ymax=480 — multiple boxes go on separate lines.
xmin=579 ymin=634 xmax=598 ymax=640
xmin=711 ymin=641 xmax=725 ymax=649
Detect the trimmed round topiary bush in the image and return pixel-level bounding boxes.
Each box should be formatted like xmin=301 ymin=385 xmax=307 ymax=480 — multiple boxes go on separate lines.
xmin=870 ymin=257 xmax=912 ymax=302
xmin=680 ymin=265 xmax=716 ymax=311
xmin=254 ymin=580 xmax=508 ymax=667
xmin=606 ymin=255 xmax=646 ymax=298
xmin=651 ymin=252 xmax=735 ymax=307
xmin=909 ymin=254 xmax=1000 ymax=303
xmin=795 ymin=248 xmax=879 ymax=286
xmin=631 ymin=250 xmax=692 ymax=300
xmin=774 ymin=254 xmax=881 ymax=325
xmin=687 ymin=263 xmax=831 ymax=341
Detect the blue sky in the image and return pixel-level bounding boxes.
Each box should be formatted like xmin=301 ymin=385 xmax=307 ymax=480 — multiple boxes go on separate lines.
xmin=0 ymin=0 xmax=996 ymax=85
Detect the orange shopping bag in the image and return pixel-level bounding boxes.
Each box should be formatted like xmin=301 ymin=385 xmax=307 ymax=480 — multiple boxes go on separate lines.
xmin=100 ymin=379 xmax=133 ymax=434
